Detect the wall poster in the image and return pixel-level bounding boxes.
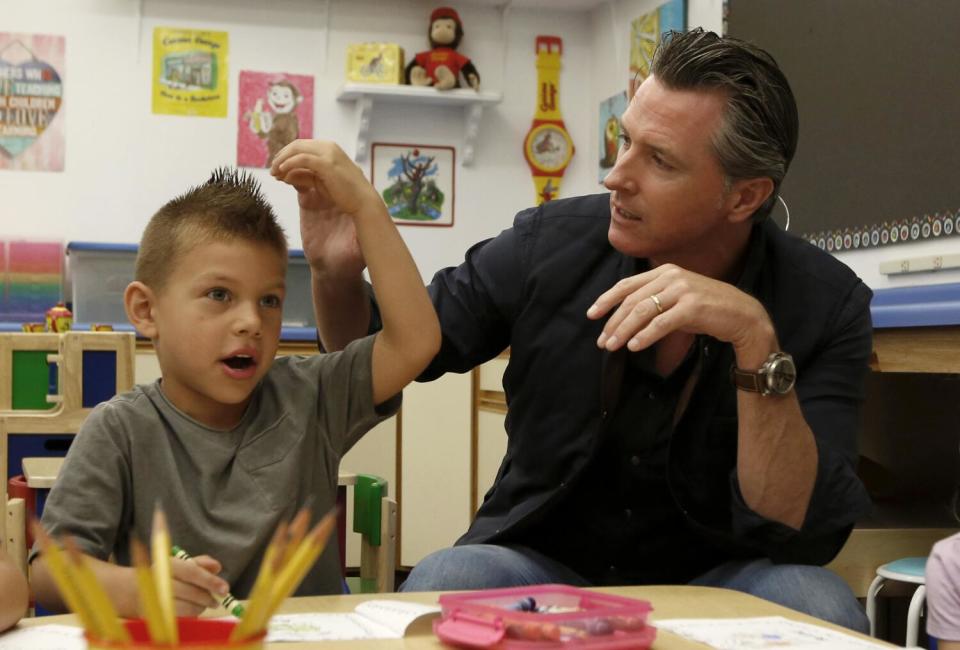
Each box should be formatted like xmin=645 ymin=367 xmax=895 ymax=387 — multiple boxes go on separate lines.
xmin=371 ymin=143 xmax=455 ymax=227
xmin=153 ymin=27 xmax=229 ymax=117
xmin=0 ymin=32 xmax=65 ymax=172
xmin=237 ymin=71 xmax=314 ymax=168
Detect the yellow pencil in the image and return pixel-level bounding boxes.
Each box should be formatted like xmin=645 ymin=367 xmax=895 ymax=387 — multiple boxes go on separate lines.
xmin=131 ymin=537 xmax=170 ymax=644
xmin=264 ymin=510 xmax=337 ymax=620
xmin=30 ymin=521 xmax=101 ymax=637
xmin=280 ymin=507 xmax=311 ymax=568
xmin=62 ymin=537 xmax=131 ymax=643
xmin=229 ymin=523 xmax=287 ymax=641
xmin=151 ymin=506 xmax=179 ymax=644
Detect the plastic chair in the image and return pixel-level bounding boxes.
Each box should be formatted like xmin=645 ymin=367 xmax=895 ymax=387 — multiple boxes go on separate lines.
xmin=866 ymin=556 xmax=927 ymax=647
xmin=344 ymin=473 xmax=397 ymax=593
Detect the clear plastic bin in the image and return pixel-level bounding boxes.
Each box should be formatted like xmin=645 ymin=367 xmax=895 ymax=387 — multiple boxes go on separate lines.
xmin=66 ymin=243 xmax=315 ymax=330
xmin=434 ymin=585 xmax=655 ymax=649
xmin=65 ymin=243 xmax=137 ymax=326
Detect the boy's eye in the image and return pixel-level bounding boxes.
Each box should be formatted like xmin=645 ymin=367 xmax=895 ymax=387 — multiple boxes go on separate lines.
xmin=207 ymin=288 xmax=230 ymax=302
xmin=261 ymin=295 xmax=282 ymax=309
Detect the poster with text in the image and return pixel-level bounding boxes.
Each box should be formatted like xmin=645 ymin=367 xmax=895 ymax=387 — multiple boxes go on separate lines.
xmin=629 ymin=0 xmax=685 ymax=97
xmin=0 ymin=33 xmax=65 ymax=172
xmin=598 ymin=91 xmax=628 ymax=183
xmin=153 ymin=27 xmax=229 ymax=117
xmin=237 ymin=71 xmax=314 ymax=168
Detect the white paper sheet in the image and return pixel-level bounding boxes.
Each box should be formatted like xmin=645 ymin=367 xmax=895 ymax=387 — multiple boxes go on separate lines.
xmin=0 ymin=624 xmax=84 ymax=650
xmin=655 ymin=616 xmax=893 ymax=649
xmin=266 ymin=600 xmax=441 ymax=642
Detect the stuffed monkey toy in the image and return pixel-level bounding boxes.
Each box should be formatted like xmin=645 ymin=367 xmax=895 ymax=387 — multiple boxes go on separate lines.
xmin=406 ymin=7 xmax=480 ymax=90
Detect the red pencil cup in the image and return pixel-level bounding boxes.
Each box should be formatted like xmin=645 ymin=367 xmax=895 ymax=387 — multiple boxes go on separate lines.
xmin=87 ymin=618 xmax=265 ymax=650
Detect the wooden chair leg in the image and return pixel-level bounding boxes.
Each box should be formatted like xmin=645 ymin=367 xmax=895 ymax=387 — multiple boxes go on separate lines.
xmin=5 ymin=498 xmax=26 ymax=576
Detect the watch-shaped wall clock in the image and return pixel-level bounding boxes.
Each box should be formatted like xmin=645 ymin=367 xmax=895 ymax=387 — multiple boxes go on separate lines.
xmin=524 ymin=36 xmax=575 ymax=205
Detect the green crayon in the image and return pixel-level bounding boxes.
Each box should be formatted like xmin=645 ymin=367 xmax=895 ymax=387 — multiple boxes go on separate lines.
xmin=170 ymin=544 xmax=246 ymax=618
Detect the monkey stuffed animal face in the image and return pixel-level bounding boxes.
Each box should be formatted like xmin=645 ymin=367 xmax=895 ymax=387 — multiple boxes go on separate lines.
xmin=430 ymin=18 xmax=458 ymax=46
xmin=406 ymin=6 xmax=481 ymax=91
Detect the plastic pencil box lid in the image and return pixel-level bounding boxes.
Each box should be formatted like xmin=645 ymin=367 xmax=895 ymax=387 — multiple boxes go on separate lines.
xmin=433 ymin=584 xmax=655 ymax=649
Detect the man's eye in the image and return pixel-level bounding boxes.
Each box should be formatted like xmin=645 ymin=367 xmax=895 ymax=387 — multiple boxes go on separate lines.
xmin=652 ymin=153 xmax=671 ymax=169
xmin=618 ymin=135 xmax=631 ymax=148
xmin=207 ymin=288 xmax=229 ymax=302
xmin=261 ymin=295 xmax=282 ymax=309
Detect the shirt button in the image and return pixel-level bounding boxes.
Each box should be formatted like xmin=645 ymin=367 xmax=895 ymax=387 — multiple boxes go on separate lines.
xmin=703 ymin=345 xmax=710 ymax=357
xmin=609 ymin=565 xmax=617 ymax=573
xmin=624 ymin=508 xmax=632 ymax=519
xmin=630 ymin=455 xmax=640 ymax=466
xmin=601 ymin=409 xmax=608 ymax=419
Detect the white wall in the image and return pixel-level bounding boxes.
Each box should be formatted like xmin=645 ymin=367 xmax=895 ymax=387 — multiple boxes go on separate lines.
xmin=0 ymin=0 xmax=596 ymax=283
xmin=7 ymin=0 xmax=940 ymax=292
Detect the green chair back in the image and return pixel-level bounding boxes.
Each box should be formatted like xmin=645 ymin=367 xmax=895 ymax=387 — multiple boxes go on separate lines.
xmin=352 ymin=473 xmax=386 ymax=547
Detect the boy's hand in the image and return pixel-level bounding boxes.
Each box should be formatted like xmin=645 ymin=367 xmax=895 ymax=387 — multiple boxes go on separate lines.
xmin=170 ymin=554 xmax=229 ymax=616
xmin=271 ymin=140 xmax=379 ymax=279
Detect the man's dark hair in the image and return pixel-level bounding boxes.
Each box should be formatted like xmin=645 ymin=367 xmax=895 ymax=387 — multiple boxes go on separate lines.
xmin=651 ymin=28 xmax=799 ymax=222
xmin=136 ymin=167 xmax=287 ymax=290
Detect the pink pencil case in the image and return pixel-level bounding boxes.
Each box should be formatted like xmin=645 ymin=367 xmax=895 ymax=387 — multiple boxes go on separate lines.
xmin=433 ymin=584 xmax=656 ymax=649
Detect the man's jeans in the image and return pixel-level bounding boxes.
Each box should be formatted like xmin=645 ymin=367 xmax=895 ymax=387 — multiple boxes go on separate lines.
xmin=399 ymin=544 xmax=869 ymax=633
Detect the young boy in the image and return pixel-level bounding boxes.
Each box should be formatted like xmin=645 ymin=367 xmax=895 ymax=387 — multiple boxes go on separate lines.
xmin=31 ymin=141 xmax=440 ymax=616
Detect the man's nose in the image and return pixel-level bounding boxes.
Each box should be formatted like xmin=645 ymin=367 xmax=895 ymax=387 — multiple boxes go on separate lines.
xmin=603 ymin=154 xmax=637 ymax=194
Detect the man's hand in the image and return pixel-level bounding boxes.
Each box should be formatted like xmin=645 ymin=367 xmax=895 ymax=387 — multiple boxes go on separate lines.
xmin=170 ymin=554 xmax=229 ymax=616
xmin=587 ymin=263 xmax=774 ymax=362
xmin=271 ymin=140 xmax=370 ymax=280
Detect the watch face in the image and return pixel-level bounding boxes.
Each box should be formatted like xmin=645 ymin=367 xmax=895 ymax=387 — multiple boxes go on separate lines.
xmin=764 ymin=355 xmax=797 ymax=395
xmin=526 ymin=124 xmax=572 ymax=173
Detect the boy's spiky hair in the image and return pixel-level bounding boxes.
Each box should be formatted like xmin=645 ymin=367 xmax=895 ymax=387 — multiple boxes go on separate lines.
xmin=135 ymin=167 xmax=288 ymax=290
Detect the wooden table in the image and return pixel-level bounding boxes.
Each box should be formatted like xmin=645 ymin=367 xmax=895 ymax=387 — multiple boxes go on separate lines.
xmin=17 ymin=585 xmax=893 ymax=649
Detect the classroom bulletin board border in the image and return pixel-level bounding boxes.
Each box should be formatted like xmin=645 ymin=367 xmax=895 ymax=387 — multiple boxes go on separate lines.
xmin=800 ymin=208 xmax=960 ymax=253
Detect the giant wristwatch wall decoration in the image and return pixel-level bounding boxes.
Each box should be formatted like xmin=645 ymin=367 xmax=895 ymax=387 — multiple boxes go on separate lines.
xmin=523 ymin=36 xmax=575 ymax=206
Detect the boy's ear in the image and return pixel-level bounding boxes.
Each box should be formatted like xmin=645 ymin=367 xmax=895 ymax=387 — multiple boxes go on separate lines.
xmin=124 ymin=281 xmax=158 ymax=339
xmin=725 ymin=177 xmax=775 ymax=224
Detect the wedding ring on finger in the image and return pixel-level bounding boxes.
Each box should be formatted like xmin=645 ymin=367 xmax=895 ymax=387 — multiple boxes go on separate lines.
xmin=649 ymin=293 xmax=664 ymax=315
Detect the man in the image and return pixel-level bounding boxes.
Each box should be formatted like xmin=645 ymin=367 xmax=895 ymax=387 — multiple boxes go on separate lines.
xmin=304 ymin=29 xmax=873 ymax=631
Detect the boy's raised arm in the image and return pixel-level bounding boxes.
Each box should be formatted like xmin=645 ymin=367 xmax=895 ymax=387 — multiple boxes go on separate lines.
xmin=272 ymin=140 xmax=440 ymax=404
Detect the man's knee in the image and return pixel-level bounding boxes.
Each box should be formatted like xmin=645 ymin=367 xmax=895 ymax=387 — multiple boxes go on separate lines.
xmin=740 ymin=563 xmax=869 ymax=633
xmin=400 ymin=545 xmax=527 ymax=592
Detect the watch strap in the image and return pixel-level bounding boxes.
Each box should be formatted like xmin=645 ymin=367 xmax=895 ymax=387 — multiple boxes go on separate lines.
xmin=730 ymin=365 xmax=764 ymax=393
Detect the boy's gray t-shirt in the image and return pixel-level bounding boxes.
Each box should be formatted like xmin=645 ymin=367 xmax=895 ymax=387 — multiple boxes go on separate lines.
xmin=35 ymin=334 xmax=399 ymax=597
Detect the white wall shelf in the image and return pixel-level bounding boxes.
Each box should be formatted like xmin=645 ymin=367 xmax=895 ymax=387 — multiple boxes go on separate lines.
xmin=336 ymin=83 xmax=503 ymax=166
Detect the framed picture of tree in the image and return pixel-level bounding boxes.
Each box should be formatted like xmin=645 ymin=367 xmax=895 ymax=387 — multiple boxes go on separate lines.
xmin=371 ymin=143 xmax=455 ymax=227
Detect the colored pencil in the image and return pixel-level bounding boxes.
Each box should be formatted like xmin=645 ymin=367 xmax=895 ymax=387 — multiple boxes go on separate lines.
xmin=229 ymin=523 xmax=287 ymax=641
xmin=131 ymin=537 xmax=170 ymax=644
xmin=264 ymin=511 xmax=337 ymax=624
xmin=62 ymin=536 xmax=131 ymax=643
xmin=30 ymin=520 xmax=101 ymax=636
xmin=151 ymin=506 xmax=179 ymax=644
xmin=230 ymin=507 xmax=337 ymax=641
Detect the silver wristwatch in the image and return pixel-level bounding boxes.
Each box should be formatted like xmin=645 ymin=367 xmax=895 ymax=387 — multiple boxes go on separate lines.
xmin=730 ymin=351 xmax=797 ymax=396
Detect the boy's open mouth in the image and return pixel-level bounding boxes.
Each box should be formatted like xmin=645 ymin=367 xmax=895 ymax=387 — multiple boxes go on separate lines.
xmin=223 ymin=355 xmax=255 ymax=370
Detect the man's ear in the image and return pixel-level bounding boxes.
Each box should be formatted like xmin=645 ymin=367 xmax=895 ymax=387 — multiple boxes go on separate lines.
xmin=725 ymin=177 xmax=775 ymax=224
xmin=124 ymin=281 xmax=158 ymax=339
